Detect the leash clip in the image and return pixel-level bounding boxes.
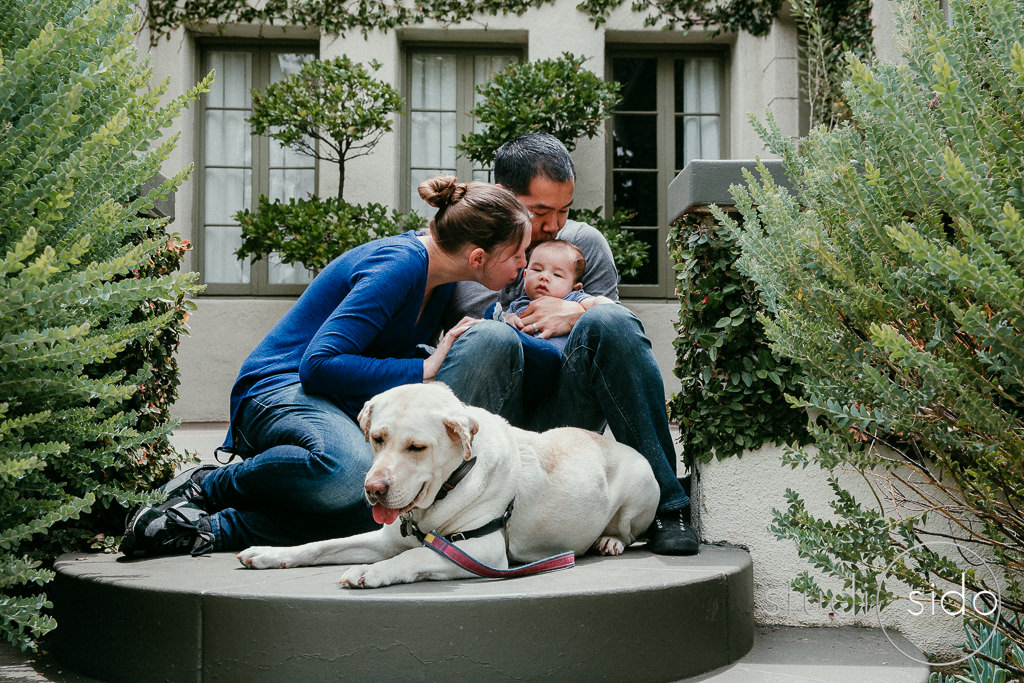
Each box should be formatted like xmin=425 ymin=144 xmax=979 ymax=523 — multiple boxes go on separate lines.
xmin=400 ymin=514 xmax=423 ymax=540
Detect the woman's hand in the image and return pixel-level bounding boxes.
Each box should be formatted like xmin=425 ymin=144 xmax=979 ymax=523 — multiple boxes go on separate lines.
xmin=423 ymin=316 xmax=480 ymax=381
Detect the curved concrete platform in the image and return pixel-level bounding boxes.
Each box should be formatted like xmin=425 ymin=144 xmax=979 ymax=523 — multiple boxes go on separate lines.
xmin=51 ymin=545 xmax=752 ymax=683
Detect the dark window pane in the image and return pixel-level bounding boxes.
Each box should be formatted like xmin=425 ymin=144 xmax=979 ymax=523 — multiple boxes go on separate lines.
xmin=612 ymin=170 xmax=659 ymax=226
xmin=613 ymin=57 xmax=657 ymax=111
xmin=620 ymin=228 xmax=660 ymax=286
xmin=612 ymin=114 xmax=658 ymax=169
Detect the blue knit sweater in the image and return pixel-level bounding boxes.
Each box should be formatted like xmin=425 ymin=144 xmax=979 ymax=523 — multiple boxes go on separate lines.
xmin=221 ymin=231 xmax=453 ymax=451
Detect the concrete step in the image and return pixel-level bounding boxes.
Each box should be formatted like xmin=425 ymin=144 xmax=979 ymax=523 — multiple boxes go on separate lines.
xmin=51 ymin=546 xmax=754 ymax=682
xmin=692 ymin=624 xmax=930 ymax=682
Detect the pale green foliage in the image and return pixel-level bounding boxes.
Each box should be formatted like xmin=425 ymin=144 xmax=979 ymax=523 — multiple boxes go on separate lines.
xmin=0 ymin=0 xmax=205 ymax=651
xmin=723 ymin=0 xmax=1024 ymax=667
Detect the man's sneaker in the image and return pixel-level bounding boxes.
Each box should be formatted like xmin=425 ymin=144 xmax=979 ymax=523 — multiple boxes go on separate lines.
xmin=645 ymin=507 xmax=700 ymax=556
xmin=121 ymin=500 xmax=214 ymax=558
xmin=159 ymin=465 xmax=217 ymax=509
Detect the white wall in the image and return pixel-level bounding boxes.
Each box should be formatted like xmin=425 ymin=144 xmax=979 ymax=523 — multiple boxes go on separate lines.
xmin=696 ymin=445 xmax=965 ymax=662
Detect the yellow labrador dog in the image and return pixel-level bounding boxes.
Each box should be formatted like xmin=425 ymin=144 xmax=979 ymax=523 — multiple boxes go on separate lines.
xmin=237 ymin=382 xmax=658 ymax=588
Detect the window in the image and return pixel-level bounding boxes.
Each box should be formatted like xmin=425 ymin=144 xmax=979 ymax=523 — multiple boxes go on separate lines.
xmin=196 ymin=43 xmax=318 ymax=295
xmin=403 ymin=47 xmax=521 ymax=216
xmin=608 ymin=52 xmax=725 ymax=298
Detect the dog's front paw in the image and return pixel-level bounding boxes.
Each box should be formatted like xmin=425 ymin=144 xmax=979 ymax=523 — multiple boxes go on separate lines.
xmin=595 ymin=536 xmax=626 ymax=556
xmin=237 ymin=546 xmax=295 ymax=569
xmin=338 ymin=563 xmax=395 ymax=589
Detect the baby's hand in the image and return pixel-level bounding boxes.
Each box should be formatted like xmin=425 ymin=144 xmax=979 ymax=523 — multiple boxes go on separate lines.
xmin=505 ymin=313 xmax=524 ymax=330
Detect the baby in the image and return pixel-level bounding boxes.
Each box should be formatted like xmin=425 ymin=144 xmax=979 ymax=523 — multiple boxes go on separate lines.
xmin=504 ymin=239 xmax=614 ymax=353
xmin=483 ymin=240 xmax=615 ymax=403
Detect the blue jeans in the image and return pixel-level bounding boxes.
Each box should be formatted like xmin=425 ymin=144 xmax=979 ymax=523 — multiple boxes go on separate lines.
xmin=437 ymin=305 xmax=689 ymax=512
xmin=203 ymin=383 xmax=377 ymax=550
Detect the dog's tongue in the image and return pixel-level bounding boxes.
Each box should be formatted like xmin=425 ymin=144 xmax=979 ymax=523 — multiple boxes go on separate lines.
xmin=372 ymin=503 xmax=401 ymax=526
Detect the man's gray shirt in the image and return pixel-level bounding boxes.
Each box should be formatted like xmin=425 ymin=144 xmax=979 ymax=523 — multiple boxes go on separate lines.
xmin=442 ymin=220 xmax=620 ymax=327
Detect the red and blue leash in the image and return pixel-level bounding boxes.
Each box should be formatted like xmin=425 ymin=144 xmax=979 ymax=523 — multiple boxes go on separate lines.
xmin=400 ymin=498 xmax=575 ymax=578
xmin=419 ymin=530 xmax=575 ymax=578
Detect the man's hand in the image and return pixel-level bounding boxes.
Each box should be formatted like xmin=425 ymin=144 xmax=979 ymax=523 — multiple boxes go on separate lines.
xmin=516 ymin=297 xmax=585 ymax=339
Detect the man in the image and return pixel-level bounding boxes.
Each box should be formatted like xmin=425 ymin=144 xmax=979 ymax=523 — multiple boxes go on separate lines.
xmin=437 ymin=133 xmax=699 ymax=555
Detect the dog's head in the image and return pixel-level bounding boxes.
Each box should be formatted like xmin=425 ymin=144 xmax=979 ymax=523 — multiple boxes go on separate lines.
xmin=357 ymin=382 xmax=479 ymax=526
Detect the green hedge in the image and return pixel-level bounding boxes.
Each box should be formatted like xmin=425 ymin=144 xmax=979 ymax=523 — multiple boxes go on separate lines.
xmin=668 ymin=208 xmax=810 ymax=463
xmin=0 ymin=0 xmax=205 ymax=650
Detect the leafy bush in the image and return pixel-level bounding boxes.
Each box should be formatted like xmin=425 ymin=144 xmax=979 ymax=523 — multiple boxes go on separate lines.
xmin=0 ymin=0 xmax=204 ymax=650
xmin=721 ymin=0 xmax=1024 ymax=668
xmin=236 ymin=195 xmax=427 ymax=271
xmin=668 ymin=210 xmax=809 ymax=462
xmin=569 ymin=207 xmax=649 ymax=280
xmin=456 ymin=52 xmax=621 ymax=163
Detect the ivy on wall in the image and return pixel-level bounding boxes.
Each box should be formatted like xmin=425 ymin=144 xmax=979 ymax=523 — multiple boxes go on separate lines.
xmin=143 ymin=0 xmax=788 ymax=44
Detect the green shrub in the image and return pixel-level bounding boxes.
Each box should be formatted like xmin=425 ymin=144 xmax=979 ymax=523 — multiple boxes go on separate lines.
xmin=456 ymin=54 xmax=649 ymax=279
xmin=0 ymin=0 xmax=205 ymax=650
xmin=569 ymin=207 xmax=649 ymax=280
xmin=721 ymin=0 xmax=1024 ymax=667
xmin=236 ymin=195 xmax=427 ymax=271
xmin=456 ymin=52 xmax=621 ymax=163
xmin=668 ymin=210 xmax=809 ymax=462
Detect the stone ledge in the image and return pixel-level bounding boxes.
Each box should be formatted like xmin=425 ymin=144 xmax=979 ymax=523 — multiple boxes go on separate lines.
xmin=667 ymin=159 xmax=793 ymax=223
xmin=52 ymin=545 xmax=753 ymax=683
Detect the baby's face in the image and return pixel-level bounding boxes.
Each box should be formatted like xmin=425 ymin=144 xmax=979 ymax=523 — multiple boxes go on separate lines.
xmin=523 ymin=246 xmax=577 ymax=300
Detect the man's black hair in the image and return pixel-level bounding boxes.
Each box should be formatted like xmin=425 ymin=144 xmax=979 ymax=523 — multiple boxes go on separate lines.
xmin=493 ymin=132 xmax=576 ymax=196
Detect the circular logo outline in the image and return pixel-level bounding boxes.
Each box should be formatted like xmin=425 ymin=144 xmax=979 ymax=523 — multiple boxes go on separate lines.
xmin=875 ymin=540 xmax=1002 ymax=666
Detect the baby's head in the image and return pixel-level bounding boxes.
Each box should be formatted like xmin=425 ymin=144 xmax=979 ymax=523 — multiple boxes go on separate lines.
xmin=523 ymin=240 xmax=586 ymax=301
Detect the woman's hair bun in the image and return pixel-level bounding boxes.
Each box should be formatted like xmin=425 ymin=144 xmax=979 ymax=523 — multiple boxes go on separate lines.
xmin=418 ymin=175 xmax=467 ymax=209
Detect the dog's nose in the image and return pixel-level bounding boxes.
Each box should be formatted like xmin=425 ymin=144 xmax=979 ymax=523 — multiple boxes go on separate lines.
xmin=365 ymin=477 xmax=389 ymax=498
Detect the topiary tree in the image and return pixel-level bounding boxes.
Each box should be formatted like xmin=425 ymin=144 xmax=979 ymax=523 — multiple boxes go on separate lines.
xmin=237 ymin=56 xmax=419 ymax=272
xmin=719 ymin=0 xmax=1024 ymax=670
xmin=0 ymin=0 xmax=206 ymax=651
xmin=456 ymin=52 xmax=622 ymax=163
xmin=248 ymin=56 xmax=403 ymax=200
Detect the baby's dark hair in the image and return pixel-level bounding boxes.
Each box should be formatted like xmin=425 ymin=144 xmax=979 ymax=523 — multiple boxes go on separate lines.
xmin=530 ymin=239 xmax=586 ymax=283
xmin=418 ymin=175 xmax=530 ymax=254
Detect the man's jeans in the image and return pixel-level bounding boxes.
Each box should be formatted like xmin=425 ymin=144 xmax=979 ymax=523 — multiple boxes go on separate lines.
xmin=437 ymin=305 xmax=690 ymax=512
xmin=203 ymin=382 xmax=377 ymax=550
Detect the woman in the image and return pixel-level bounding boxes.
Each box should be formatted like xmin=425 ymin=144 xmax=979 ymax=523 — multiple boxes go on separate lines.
xmin=122 ymin=177 xmax=531 ymax=556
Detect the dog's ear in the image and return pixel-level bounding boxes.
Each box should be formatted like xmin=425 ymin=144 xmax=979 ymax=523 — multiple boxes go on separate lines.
xmin=357 ymin=400 xmax=374 ymax=443
xmin=442 ymin=413 xmax=479 ymax=461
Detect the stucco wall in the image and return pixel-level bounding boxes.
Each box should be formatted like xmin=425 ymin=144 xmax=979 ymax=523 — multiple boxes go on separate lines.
xmin=695 ymin=446 xmax=964 ymax=662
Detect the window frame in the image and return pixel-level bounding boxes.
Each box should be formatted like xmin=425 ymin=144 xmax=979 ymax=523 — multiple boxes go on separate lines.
xmin=399 ymin=43 xmax=525 ymax=215
xmin=605 ymin=47 xmax=728 ymax=300
xmin=194 ymin=39 xmax=320 ymax=297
